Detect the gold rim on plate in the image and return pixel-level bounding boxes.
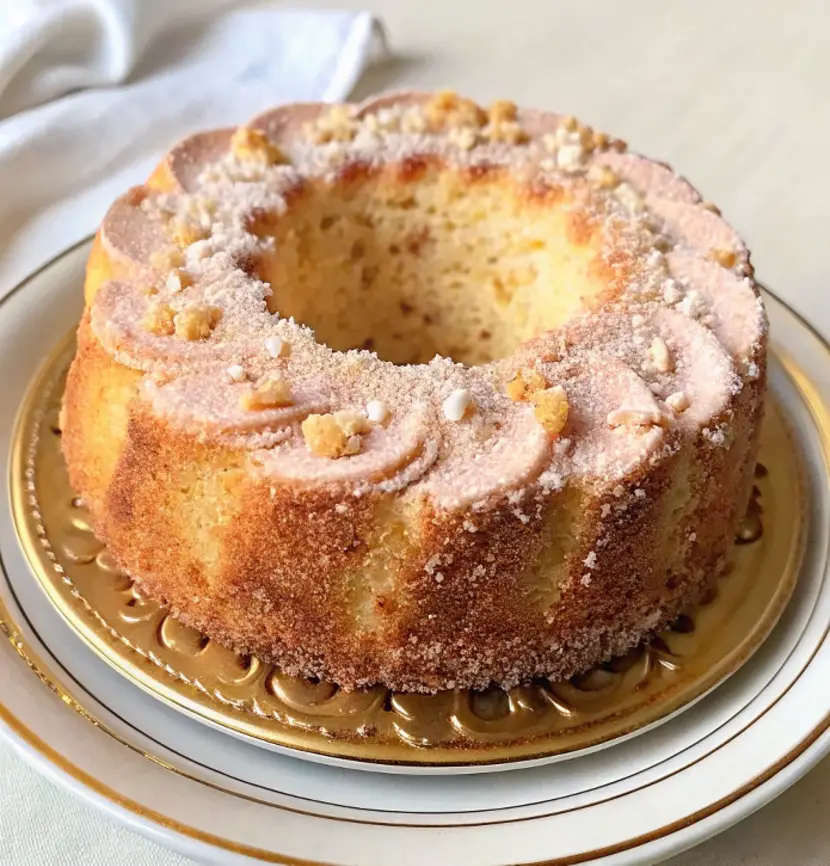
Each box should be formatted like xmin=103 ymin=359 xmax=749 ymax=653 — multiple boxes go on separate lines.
xmin=9 ymin=328 xmax=807 ymax=767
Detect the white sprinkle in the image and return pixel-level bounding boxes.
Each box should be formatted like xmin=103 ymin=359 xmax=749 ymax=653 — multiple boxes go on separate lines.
xmin=601 ymin=503 xmax=612 ymax=518
xmin=442 ymin=388 xmax=472 ymax=422
xmin=583 ymin=551 xmax=597 ymax=569
xmin=185 ymin=239 xmax=212 ymax=267
xmin=541 ymin=133 xmax=558 ymax=153
xmin=539 ymin=469 xmax=564 ymax=492
xmin=265 ymin=336 xmax=284 ymax=358
xmin=556 ymin=144 xmax=584 ymax=172
xmin=631 ymin=314 xmax=646 ymax=328
xmin=663 ymin=279 xmax=683 ymax=305
xmin=166 ymin=272 xmax=184 ymax=293
xmin=554 ymin=437 xmax=572 ymax=456
xmin=366 ymin=399 xmax=388 ymax=423
xmin=666 ymin=391 xmax=690 ymax=413
xmin=435 ymin=573 xmax=444 ymax=584
xmin=649 ymin=337 xmax=673 ymax=372
xmin=607 ymin=407 xmax=663 ymax=428
xmin=678 ymin=290 xmax=705 ymax=319
xmin=334 ymin=503 xmax=348 ymax=514
xmin=704 ymin=426 xmax=727 ymax=447
xmin=614 ymin=182 xmax=644 ymax=213
xmin=634 ymin=488 xmax=647 ymax=499
xmin=226 ymin=364 xmax=246 ymax=382
xmin=581 ymin=574 xmax=592 ymax=587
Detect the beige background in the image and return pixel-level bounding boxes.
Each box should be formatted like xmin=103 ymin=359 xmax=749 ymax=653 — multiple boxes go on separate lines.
xmin=2 ymin=1 xmax=829 ymax=863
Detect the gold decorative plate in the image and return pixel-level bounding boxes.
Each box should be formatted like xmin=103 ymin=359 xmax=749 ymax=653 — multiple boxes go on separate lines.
xmin=10 ymin=331 xmax=806 ymax=768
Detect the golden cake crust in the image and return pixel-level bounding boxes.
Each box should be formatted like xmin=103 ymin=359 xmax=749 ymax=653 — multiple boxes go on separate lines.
xmin=62 ymin=91 xmax=766 ymax=691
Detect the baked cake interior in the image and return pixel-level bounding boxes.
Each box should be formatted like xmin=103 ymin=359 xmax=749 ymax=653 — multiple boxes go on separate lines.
xmin=259 ymin=164 xmax=602 ymax=365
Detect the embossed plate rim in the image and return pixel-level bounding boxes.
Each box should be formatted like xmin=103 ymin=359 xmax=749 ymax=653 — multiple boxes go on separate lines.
xmin=9 ymin=321 xmax=806 ymax=771
xmin=0 ymin=241 xmax=830 ymax=864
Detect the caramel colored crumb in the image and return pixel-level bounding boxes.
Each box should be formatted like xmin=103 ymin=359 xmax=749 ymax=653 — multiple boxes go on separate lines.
xmin=531 ymin=385 xmax=569 ymax=436
xmin=166 ymin=268 xmax=193 ymax=293
xmin=308 ymin=105 xmax=358 ymax=144
xmin=230 ymin=127 xmax=288 ymax=166
xmin=587 ymin=164 xmax=620 ymax=189
xmin=448 ymin=126 xmax=479 ymax=150
xmin=400 ymin=108 xmax=428 ymax=134
xmin=149 ymin=247 xmax=185 ymax=270
xmin=173 ymin=305 xmax=221 ymax=341
xmin=333 ymin=410 xmax=371 ymax=437
xmin=488 ymin=99 xmax=518 ymax=124
xmin=425 ymin=90 xmax=487 ymax=131
xmin=592 ymin=131 xmax=611 ymax=150
xmin=708 ymin=248 xmax=737 ymax=269
xmin=169 ymin=221 xmax=208 ymax=248
xmin=485 ymin=121 xmax=529 ymax=145
xmin=302 ymin=411 xmax=369 ymax=458
xmin=241 ymin=375 xmax=293 ymax=410
xmin=144 ymin=303 xmax=176 ymax=336
xmin=507 ymin=369 xmax=547 ymax=402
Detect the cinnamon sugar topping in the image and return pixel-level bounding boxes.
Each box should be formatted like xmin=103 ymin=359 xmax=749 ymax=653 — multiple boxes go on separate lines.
xmin=90 ymin=90 xmax=763 ymax=515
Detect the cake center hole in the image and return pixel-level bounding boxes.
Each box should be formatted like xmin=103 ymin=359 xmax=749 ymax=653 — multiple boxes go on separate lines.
xmin=256 ymin=164 xmax=602 ymax=366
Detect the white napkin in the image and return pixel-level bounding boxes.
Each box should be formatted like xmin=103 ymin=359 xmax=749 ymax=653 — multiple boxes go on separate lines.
xmin=0 ymin=0 xmax=385 ymax=294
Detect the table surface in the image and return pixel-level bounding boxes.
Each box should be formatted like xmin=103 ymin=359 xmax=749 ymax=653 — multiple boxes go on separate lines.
xmin=3 ymin=1 xmax=829 ymax=863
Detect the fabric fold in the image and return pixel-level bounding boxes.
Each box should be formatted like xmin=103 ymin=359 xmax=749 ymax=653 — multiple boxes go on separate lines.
xmin=0 ymin=1 xmax=385 ymax=294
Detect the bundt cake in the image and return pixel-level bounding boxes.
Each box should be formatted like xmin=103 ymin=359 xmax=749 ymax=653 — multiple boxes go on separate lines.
xmin=61 ymin=91 xmax=766 ymax=692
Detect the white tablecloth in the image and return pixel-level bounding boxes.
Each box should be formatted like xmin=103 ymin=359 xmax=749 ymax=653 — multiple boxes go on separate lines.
xmin=2 ymin=0 xmax=829 ymax=863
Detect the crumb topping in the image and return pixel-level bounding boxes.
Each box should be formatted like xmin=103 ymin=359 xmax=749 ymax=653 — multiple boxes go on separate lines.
xmin=94 ymin=90 xmax=763 ymax=512
xmin=531 ymin=385 xmax=570 ymax=436
xmin=230 ymin=127 xmax=288 ymax=166
xmin=302 ymin=411 xmax=369 ymax=458
xmin=241 ymin=375 xmax=292 ymax=410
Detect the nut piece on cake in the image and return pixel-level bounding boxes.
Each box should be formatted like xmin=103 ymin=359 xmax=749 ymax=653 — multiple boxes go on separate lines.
xmin=302 ymin=411 xmax=370 ymax=458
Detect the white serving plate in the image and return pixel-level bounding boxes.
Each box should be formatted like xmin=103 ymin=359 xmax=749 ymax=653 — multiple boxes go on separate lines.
xmin=1 ymin=242 xmax=829 ymax=864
